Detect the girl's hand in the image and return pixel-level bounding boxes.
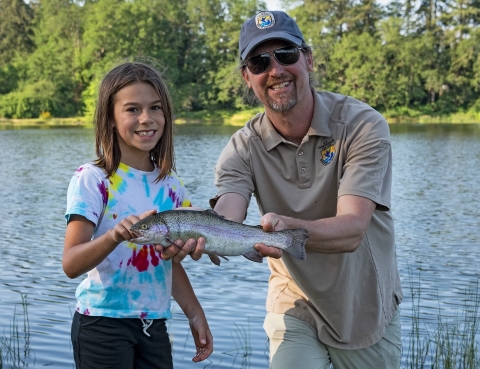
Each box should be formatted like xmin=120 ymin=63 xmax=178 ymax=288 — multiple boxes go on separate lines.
xmin=188 ymin=315 xmax=213 ymax=362
xmin=155 ymin=237 xmax=206 ymax=263
xmin=109 ymin=209 xmax=157 ymax=243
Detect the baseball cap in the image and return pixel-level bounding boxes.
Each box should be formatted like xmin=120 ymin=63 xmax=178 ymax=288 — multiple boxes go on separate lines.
xmin=239 ymin=11 xmax=306 ymax=61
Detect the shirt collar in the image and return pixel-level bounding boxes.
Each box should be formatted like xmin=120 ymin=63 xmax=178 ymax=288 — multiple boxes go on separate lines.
xmin=260 ymin=89 xmax=332 ymax=151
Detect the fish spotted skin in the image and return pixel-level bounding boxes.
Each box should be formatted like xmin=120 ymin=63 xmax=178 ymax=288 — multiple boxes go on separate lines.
xmin=130 ymin=209 xmax=308 ymax=265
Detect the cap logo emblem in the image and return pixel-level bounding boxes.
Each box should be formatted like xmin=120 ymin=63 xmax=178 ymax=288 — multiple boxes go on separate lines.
xmin=255 ymin=12 xmax=275 ymax=29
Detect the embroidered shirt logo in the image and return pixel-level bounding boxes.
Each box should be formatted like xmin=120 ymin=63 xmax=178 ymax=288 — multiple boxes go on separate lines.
xmin=319 ymin=140 xmax=336 ymax=165
xmin=255 ymin=12 xmax=275 ymax=29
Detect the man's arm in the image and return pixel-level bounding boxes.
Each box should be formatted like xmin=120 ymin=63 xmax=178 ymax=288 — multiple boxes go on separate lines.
xmin=258 ymin=195 xmax=376 ymax=254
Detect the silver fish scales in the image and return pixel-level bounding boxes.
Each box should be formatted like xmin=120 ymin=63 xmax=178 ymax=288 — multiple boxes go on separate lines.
xmin=130 ymin=209 xmax=308 ymax=265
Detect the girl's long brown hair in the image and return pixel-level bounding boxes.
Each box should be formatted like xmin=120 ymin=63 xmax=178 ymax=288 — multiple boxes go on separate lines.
xmin=94 ymin=61 xmax=175 ymax=182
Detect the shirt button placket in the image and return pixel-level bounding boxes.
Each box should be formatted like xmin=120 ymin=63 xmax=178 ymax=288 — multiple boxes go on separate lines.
xmin=297 ymin=147 xmax=309 ymax=186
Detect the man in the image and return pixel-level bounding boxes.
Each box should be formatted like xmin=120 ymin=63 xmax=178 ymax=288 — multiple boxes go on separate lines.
xmin=160 ymin=10 xmax=403 ymax=369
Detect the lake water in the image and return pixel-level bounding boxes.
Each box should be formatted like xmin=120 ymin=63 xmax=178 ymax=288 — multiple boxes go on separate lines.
xmin=0 ymin=124 xmax=479 ymax=368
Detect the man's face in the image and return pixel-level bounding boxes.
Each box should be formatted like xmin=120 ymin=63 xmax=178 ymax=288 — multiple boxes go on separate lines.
xmin=242 ymin=40 xmax=313 ymax=113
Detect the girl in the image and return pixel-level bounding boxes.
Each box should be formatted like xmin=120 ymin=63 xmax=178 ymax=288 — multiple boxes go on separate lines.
xmin=63 ymin=61 xmax=213 ymax=369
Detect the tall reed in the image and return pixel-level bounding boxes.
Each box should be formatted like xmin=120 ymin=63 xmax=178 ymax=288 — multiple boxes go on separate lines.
xmin=0 ymin=294 xmax=33 ymax=369
xmin=404 ymin=266 xmax=480 ymax=368
xmin=1 ymin=277 xmax=479 ymax=369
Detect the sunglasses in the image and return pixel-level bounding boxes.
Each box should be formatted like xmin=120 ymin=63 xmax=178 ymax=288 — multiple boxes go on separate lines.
xmin=243 ymin=46 xmax=304 ymax=75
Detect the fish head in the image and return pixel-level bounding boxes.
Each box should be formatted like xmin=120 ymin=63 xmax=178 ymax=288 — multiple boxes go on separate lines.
xmin=130 ymin=217 xmax=169 ymax=245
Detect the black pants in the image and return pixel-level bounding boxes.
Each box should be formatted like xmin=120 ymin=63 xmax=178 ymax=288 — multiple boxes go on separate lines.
xmin=71 ymin=311 xmax=173 ymax=369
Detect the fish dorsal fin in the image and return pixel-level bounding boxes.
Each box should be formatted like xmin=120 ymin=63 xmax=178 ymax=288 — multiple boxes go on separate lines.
xmin=204 ymin=208 xmax=226 ymax=220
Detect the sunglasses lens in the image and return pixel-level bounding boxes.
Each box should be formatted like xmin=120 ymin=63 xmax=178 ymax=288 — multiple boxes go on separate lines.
xmin=246 ymin=47 xmax=302 ymax=75
xmin=247 ymin=55 xmax=270 ymax=75
xmin=275 ymin=48 xmax=300 ymax=65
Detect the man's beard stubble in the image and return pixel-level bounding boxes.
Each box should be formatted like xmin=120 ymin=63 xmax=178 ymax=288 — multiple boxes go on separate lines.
xmin=243 ymin=85 xmax=298 ymax=112
xmin=264 ymin=85 xmax=298 ymax=113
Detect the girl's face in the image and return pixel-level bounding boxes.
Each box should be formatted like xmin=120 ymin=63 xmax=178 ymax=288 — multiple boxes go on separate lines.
xmin=112 ymin=82 xmax=165 ymax=170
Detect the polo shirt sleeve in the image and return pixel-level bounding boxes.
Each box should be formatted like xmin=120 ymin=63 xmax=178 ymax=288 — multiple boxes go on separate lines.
xmin=209 ymin=128 xmax=255 ymax=209
xmin=337 ymin=111 xmax=392 ymax=211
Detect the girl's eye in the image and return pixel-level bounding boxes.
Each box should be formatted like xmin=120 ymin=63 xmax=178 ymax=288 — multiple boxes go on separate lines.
xmin=127 ymin=107 xmax=139 ymax=112
xmin=152 ymin=105 xmax=163 ymax=111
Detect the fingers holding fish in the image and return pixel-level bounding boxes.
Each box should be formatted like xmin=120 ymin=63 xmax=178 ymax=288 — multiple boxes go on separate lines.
xmin=138 ymin=208 xmax=157 ymax=219
xmin=260 ymin=212 xmax=285 ymax=232
xmin=188 ymin=237 xmax=206 ymax=261
xmin=111 ymin=210 xmax=157 ymax=244
xmin=254 ymin=243 xmax=283 ymax=259
xmin=160 ymin=237 xmax=206 ymax=263
xmin=110 ymin=215 xmax=143 ymax=243
xmin=159 ymin=239 xmax=185 ymax=262
xmin=256 ymin=213 xmax=295 ymax=259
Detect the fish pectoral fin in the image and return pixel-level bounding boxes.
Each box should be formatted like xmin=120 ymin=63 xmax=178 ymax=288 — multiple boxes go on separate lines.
xmin=165 ymin=237 xmax=182 ymax=250
xmin=208 ymin=253 xmax=222 ymax=266
xmin=207 ymin=253 xmax=229 ymax=266
xmin=242 ymin=250 xmax=264 ymax=263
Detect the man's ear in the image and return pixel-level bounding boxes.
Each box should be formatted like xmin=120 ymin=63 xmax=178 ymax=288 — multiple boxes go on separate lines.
xmin=241 ymin=67 xmax=251 ymax=89
xmin=305 ymin=52 xmax=314 ymax=72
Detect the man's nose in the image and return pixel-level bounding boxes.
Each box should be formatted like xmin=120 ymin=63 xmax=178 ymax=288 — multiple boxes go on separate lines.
xmin=268 ymin=56 xmax=286 ymax=75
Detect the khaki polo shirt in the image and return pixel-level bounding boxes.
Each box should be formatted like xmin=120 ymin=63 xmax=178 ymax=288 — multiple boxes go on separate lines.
xmin=210 ymin=90 xmax=403 ymax=349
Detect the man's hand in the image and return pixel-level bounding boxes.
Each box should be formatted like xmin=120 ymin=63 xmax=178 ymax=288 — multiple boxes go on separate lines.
xmin=254 ymin=212 xmax=284 ymax=259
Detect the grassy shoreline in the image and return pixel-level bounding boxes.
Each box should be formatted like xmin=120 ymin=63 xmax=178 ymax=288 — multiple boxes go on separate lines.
xmin=1 ymin=108 xmax=479 ymax=129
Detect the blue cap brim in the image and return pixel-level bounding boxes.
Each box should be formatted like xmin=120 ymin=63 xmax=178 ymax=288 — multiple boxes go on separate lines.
xmin=241 ymin=32 xmax=304 ymax=60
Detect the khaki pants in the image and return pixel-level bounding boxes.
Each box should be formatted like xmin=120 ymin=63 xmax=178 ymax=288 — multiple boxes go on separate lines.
xmin=264 ymin=310 xmax=401 ymax=369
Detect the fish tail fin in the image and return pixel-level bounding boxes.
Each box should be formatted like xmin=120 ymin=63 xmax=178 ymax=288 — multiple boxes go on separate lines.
xmin=284 ymin=228 xmax=309 ymax=260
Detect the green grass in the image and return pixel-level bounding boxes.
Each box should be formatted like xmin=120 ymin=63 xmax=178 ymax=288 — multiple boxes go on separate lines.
xmin=383 ymin=106 xmax=480 ymax=124
xmin=0 ymin=117 xmax=90 ymax=129
xmin=3 ymin=104 xmax=477 ymax=129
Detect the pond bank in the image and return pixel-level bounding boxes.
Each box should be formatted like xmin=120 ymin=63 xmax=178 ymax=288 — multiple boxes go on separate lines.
xmin=1 ymin=108 xmax=479 ymax=129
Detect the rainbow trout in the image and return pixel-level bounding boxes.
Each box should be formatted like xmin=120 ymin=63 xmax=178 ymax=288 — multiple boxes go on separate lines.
xmin=130 ymin=209 xmax=308 ymax=265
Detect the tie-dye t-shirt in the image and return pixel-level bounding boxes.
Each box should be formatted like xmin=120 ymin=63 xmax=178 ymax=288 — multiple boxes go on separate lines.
xmin=65 ymin=162 xmax=192 ymax=319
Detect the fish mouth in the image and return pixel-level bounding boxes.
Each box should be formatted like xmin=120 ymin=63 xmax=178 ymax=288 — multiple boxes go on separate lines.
xmin=130 ymin=236 xmax=152 ymax=245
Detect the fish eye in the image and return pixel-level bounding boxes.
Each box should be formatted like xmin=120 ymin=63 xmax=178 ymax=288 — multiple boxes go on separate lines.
xmin=141 ymin=224 xmax=148 ymax=230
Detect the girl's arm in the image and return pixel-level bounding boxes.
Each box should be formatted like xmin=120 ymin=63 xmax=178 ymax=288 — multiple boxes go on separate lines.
xmin=172 ymin=261 xmax=213 ymax=362
xmin=62 ymin=210 xmax=156 ymax=279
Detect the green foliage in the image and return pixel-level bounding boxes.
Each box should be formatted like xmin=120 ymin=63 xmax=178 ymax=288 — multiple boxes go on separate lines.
xmin=0 ymin=0 xmax=479 ymax=118
xmin=0 ymin=80 xmax=69 ymax=118
xmin=0 ymin=0 xmax=35 ymax=64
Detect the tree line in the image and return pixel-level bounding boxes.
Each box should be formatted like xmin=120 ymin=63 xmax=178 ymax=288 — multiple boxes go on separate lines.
xmin=0 ymin=0 xmax=479 ymax=119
